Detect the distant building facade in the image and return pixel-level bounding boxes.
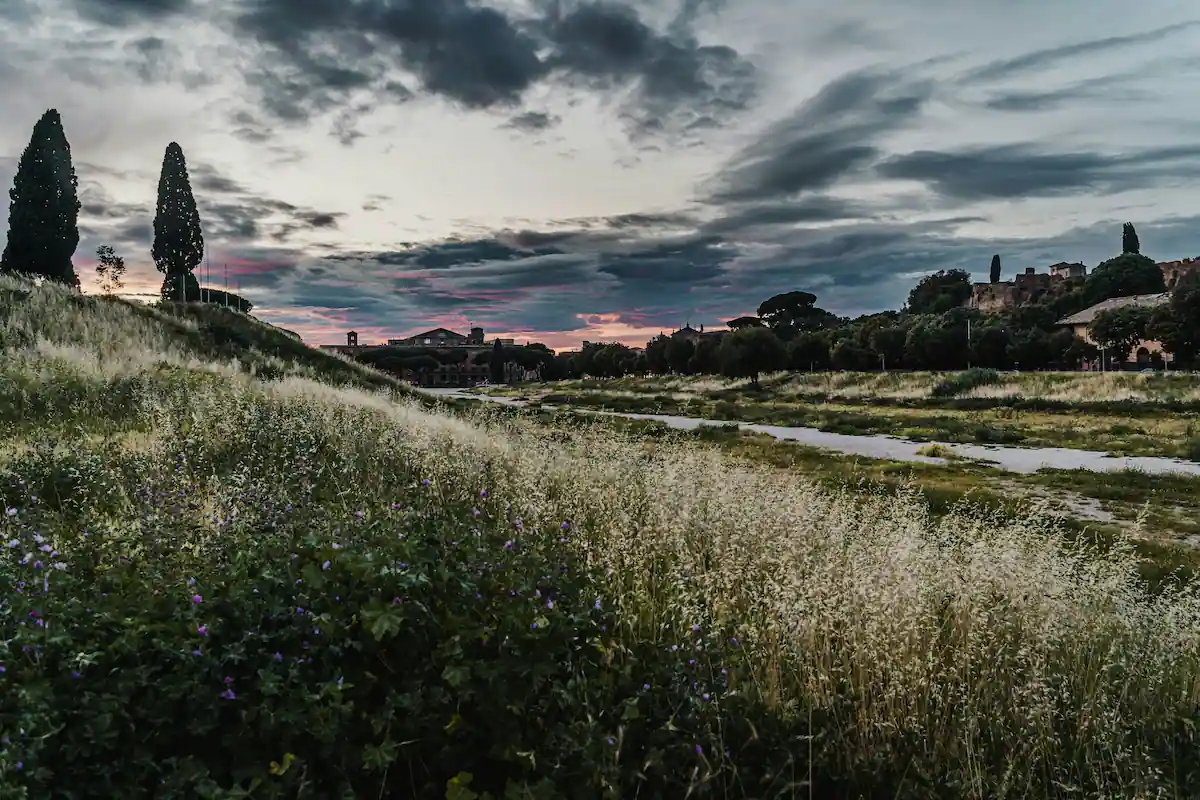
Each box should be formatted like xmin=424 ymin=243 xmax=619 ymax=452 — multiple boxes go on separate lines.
xmin=316 ymin=326 xmax=537 ymax=386
xmin=969 ymin=264 xmax=1088 ymax=313
xmin=1056 ymin=293 xmax=1172 ymax=370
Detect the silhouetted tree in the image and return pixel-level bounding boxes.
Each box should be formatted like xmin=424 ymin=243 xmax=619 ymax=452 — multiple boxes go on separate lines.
xmin=906 ymin=270 xmax=971 ymax=315
xmin=153 ymin=142 xmax=204 ymax=301
xmin=989 ymin=254 xmax=1001 ymax=284
xmin=489 ymin=340 xmax=505 ymax=383
xmin=1085 ymin=253 xmax=1164 ymax=304
xmin=1122 ymin=222 xmax=1140 ymax=255
xmin=726 ymin=316 xmax=763 ymax=330
xmin=1 ymin=109 xmax=81 ymax=287
xmin=756 ymin=291 xmax=838 ymax=340
xmin=718 ymin=326 xmax=785 ymax=388
xmin=94 ymin=244 xmax=126 ymax=294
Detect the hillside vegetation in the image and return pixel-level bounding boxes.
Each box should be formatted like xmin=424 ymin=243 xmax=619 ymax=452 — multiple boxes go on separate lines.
xmin=2 ymin=276 xmax=1199 ymax=798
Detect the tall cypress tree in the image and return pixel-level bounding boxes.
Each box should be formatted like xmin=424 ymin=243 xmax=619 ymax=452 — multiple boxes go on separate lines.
xmin=1 ymin=109 xmax=81 ymax=287
xmin=989 ymin=254 xmax=1001 ymax=284
xmin=1122 ymin=222 xmax=1140 ymax=255
xmin=152 ymin=142 xmax=204 ymax=301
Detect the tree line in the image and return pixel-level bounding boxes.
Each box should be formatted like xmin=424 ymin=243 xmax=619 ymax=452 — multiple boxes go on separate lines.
xmin=1 ymin=108 xmax=251 ymax=311
xmin=564 ymin=222 xmax=1200 ymax=383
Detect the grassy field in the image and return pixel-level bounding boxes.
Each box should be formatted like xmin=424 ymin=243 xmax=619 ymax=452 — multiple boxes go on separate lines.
xmin=3 ymin=276 xmax=1200 ymax=798
xmin=476 ymin=372 xmax=1200 ymax=460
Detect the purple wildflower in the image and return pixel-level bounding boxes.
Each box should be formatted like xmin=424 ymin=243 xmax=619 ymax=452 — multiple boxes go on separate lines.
xmin=192 ymin=594 xmax=202 ymax=604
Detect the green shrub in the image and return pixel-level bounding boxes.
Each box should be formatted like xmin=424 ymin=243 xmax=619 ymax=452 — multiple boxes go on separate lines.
xmin=930 ymin=368 xmax=1002 ymax=398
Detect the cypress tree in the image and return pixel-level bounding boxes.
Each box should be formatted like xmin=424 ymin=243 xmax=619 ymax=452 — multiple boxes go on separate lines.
xmin=0 ymin=109 xmax=81 ymax=287
xmin=989 ymin=254 xmax=1001 ymax=284
xmin=1122 ymin=222 xmax=1140 ymax=255
xmin=152 ymin=142 xmax=204 ymax=301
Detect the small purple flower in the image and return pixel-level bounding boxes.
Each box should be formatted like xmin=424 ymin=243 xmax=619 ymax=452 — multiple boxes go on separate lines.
xmin=187 ymin=577 xmax=196 ymax=586
xmin=193 ymin=648 xmax=202 ymax=656
xmin=546 ymin=599 xmax=554 ymax=609
xmin=220 ymin=689 xmax=236 ymax=700
xmin=691 ymin=624 xmax=699 ymax=632
xmin=224 ymin=676 xmax=234 ymax=685
xmin=192 ymin=594 xmax=202 ymax=604
xmin=561 ymin=521 xmax=569 ymax=530
xmin=0 ymin=665 xmax=6 ymax=674
xmin=504 ymin=540 xmax=513 ymax=550
xmin=296 ymin=607 xmax=304 ymax=614
xmin=274 ymin=652 xmax=283 ymax=661
xmin=32 ymin=561 xmax=42 ymax=570
xmin=593 ymin=598 xmax=601 ymax=610
xmin=72 ymin=670 xmax=81 ymax=679
xmin=322 ymin=560 xmax=331 ymax=570
xmin=695 ymin=744 xmax=703 ymax=756
xmin=421 ymin=479 xmax=431 ymax=487
xmin=197 ymin=625 xmax=208 ymax=636
xmin=472 ymin=508 xmax=480 ymax=517
xmin=479 ymin=489 xmax=488 ymax=498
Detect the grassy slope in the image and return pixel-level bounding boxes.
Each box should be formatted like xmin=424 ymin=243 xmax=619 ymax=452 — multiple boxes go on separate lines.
xmin=3 ymin=276 xmax=1200 ymax=798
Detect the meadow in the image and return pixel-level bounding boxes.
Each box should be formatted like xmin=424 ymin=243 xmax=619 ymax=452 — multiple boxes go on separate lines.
xmin=2 ymin=276 xmax=1200 ymax=798
xmin=479 ymin=370 xmax=1200 ymax=461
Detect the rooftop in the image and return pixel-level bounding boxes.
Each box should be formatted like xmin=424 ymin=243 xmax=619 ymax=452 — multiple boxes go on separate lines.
xmin=1056 ymin=293 xmax=1170 ymax=326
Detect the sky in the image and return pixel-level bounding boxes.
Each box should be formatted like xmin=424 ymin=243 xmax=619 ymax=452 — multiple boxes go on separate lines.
xmin=2 ymin=0 xmax=1200 ymax=350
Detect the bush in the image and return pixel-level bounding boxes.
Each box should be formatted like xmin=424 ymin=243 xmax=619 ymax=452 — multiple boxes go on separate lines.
xmin=930 ymin=368 xmax=1002 ymax=398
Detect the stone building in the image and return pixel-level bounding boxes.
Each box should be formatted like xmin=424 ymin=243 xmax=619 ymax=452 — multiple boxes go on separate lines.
xmin=1056 ymin=293 xmax=1171 ymax=369
xmin=1158 ymin=257 xmax=1200 ymax=289
xmin=969 ymin=265 xmax=1086 ymax=313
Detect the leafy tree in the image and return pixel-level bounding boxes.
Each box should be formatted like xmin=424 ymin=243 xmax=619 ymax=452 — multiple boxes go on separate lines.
xmin=905 ymin=269 xmax=971 ymax=315
xmin=1085 ymin=253 xmax=1164 ymax=304
xmin=1089 ymin=306 xmax=1152 ymax=367
xmin=489 ymin=340 xmax=505 ymax=383
xmin=756 ymin=291 xmax=838 ymax=340
xmin=989 ymin=254 xmax=1001 ymax=284
xmin=94 ymin=244 xmax=126 ymax=294
xmin=786 ymin=332 xmax=830 ymax=371
xmin=717 ymin=326 xmax=785 ymax=388
xmin=1147 ymin=270 xmax=1200 ymax=366
xmin=968 ymin=324 xmax=1012 ymax=369
xmin=665 ymin=337 xmax=695 ymax=374
xmin=869 ymin=324 xmax=908 ymax=370
xmin=1122 ymin=222 xmax=1140 ymax=255
xmin=1 ymin=109 xmax=81 ymax=287
xmin=726 ymin=316 xmax=763 ymax=330
xmin=689 ymin=336 xmax=722 ymax=374
xmin=830 ymin=339 xmax=872 ymax=371
xmin=644 ymin=335 xmax=669 ymax=374
xmin=153 ymin=142 xmax=204 ymax=301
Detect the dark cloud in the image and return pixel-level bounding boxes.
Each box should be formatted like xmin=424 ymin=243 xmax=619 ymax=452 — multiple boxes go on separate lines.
xmin=701 ymin=196 xmax=869 ymax=235
xmin=960 ymin=21 xmax=1200 ymax=84
xmin=542 ymin=1 xmax=757 ymax=139
xmin=72 ymin=0 xmax=193 ymax=26
xmin=504 ymin=111 xmax=560 ymax=132
xmin=219 ymin=0 xmax=756 ymax=143
xmin=704 ymin=69 xmax=933 ymax=203
xmin=876 ymin=143 xmax=1200 ymax=201
xmin=981 ymin=77 xmax=1156 ymax=112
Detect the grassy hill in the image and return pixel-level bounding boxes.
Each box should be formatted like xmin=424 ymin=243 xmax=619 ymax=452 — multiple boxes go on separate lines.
xmin=2 ymin=273 xmax=1199 ymax=798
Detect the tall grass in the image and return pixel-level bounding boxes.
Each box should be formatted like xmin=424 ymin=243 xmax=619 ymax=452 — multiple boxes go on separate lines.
xmin=2 ymin=275 xmax=1199 ymax=796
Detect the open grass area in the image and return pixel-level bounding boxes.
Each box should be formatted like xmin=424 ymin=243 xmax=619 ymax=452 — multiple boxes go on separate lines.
xmin=481 ymin=377 xmax=1200 ymax=460
xmin=3 ymin=275 xmax=1200 ymax=798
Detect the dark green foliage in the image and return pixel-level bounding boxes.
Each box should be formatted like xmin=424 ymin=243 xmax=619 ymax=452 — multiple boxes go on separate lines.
xmin=665 ymin=336 xmax=695 ymax=374
xmin=756 ymin=291 xmax=838 ymax=340
xmin=1148 ymin=271 xmax=1200 ymax=367
xmin=989 ymin=254 xmax=1001 ymax=284
xmin=1123 ymin=222 xmax=1140 ymax=255
xmin=906 ymin=270 xmax=971 ymax=315
xmin=152 ymin=142 xmax=204 ymax=279
xmin=1089 ymin=306 xmax=1153 ymax=366
xmin=198 ymin=286 xmax=253 ymax=313
xmin=0 ymin=109 xmax=81 ymax=287
xmin=1086 ymin=253 xmax=1165 ymax=304
xmin=726 ymin=315 xmax=763 ymax=329
xmin=160 ymin=271 xmax=201 ymax=302
xmin=489 ymin=339 xmax=505 ymax=383
xmin=718 ymin=326 xmax=786 ymax=388
xmin=931 ymin=367 xmax=1001 ymax=398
